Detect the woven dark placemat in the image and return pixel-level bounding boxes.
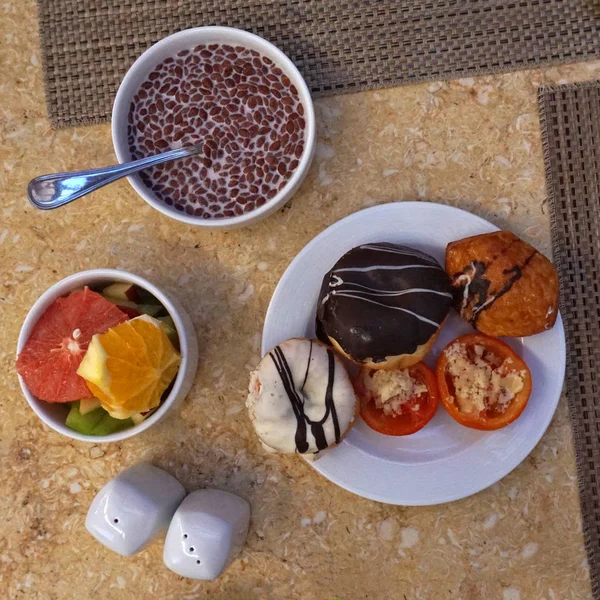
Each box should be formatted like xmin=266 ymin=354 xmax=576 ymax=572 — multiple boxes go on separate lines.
xmin=38 ymin=0 xmax=600 ymax=129
xmin=539 ymin=81 xmax=600 ymax=598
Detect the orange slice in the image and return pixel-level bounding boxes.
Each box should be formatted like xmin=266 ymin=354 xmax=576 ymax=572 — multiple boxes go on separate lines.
xmin=77 ymin=315 xmax=181 ymax=419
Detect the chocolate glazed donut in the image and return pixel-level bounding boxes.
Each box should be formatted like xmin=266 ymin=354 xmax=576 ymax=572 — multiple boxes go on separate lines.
xmin=316 ymin=243 xmax=453 ymax=368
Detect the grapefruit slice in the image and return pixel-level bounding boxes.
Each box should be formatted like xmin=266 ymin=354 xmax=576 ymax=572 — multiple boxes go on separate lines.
xmin=16 ymin=287 xmax=129 ymax=403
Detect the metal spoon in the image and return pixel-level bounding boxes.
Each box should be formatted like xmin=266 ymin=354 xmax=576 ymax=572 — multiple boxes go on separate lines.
xmin=27 ymin=144 xmax=204 ymax=210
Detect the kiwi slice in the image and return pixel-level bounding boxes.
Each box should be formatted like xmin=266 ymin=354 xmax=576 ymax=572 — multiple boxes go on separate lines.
xmin=157 ymin=315 xmax=179 ymax=347
xmin=66 ymin=402 xmax=133 ymax=436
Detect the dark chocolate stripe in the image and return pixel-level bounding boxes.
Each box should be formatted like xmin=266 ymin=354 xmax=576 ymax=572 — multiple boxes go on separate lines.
xmin=300 ymin=340 xmax=313 ymax=392
xmin=325 ymin=349 xmax=341 ymax=443
xmin=269 ymin=344 xmax=339 ymax=453
xmin=309 ymin=418 xmax=328 ymax=450
xmin=270 ymin=347 xmax=309 ymax=453
xmin=307 ymin=349 xmax=340 ymax=449
xmin=274 ymin=346 xmax=310 ymax=453
xmin=473 ymin=251 xmax=537 ymax=324
xmin=458 ymin=261 xmax=489 ymax=320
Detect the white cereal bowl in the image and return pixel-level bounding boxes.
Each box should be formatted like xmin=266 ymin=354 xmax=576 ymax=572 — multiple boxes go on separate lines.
xmin=16 ymin=269 xmax=199 ymax=443
xmin=112 ymin=26 xmax=316 ymax=229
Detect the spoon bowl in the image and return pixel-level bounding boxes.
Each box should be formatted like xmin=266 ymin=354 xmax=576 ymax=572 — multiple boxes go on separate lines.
xmin=28 ymin=144 xmax=203 ymax=210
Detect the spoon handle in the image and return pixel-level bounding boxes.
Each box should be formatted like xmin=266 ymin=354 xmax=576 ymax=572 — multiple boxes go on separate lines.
xmin=27 ymin=144 xmax=203 ymax=210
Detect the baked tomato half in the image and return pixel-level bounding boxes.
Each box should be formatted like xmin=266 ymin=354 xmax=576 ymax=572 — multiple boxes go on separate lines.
xmin=354 ymin=362 xmax=439 ymax=436
xmin=435 ymin=333 xmax=532 ymax=431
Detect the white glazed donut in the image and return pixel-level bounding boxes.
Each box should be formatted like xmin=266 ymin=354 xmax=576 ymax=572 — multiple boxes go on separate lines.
xmin=246 ymin=338 xmax=358 ymax=455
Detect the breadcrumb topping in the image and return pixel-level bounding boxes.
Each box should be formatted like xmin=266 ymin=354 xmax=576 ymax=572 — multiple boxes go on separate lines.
xmin=445 ymin=343 xmax=525 ymax=416
xmin=364 ymin=369 xmax=427 ymax=416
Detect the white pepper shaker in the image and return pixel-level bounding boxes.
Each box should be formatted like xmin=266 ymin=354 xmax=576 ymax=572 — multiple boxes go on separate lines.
xmin=163 ymin=489 xmax=251 ymax=580
xmin=86 ymin=463 xmax=185 ymax=556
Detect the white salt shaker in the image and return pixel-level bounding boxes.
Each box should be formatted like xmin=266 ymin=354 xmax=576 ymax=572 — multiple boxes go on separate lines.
xmin=163 ymin=489 xmax=251 ymax=580
xmin=86 ymin=463 xmax=185 ymax=556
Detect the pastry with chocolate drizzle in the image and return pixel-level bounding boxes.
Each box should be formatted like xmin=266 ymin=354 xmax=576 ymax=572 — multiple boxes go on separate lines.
xmin=316 ymin=243 xmax=453 ymax=369
xmin=446 ymin=231 xmax=559 ymax=337
xmin=247 ymin=338 xmax=358 ymax=455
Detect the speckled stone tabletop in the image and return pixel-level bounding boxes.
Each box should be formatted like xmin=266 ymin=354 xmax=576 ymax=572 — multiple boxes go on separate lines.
xmin=1 ymin=2 xmax=599 ymax=599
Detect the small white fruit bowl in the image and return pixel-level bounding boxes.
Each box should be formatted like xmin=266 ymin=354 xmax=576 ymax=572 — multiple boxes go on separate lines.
xmin=112 ymin=26 xmax=316 ymax=229
xmin=16 ymin=269 xmax=199 ymax=443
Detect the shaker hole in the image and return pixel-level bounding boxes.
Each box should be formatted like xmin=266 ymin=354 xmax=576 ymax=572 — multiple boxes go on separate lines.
xmin=196 ymin=560 xmax=201 ymax=564
xmin=183 ymin=534 xmax=188 ymax=539
xmin=114 ymin=518 xmax=119 ymax=523
xmin=189 ymin=547 xmax=195 ymax=552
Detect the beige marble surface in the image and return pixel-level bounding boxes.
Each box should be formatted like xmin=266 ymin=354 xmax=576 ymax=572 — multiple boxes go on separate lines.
xmin=1 ymin=1 xmax=599 ymax=598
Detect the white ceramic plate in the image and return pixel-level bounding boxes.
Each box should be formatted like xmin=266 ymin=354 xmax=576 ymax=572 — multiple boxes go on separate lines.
xmin=262 ymin=202 xmax=565 ymax=505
